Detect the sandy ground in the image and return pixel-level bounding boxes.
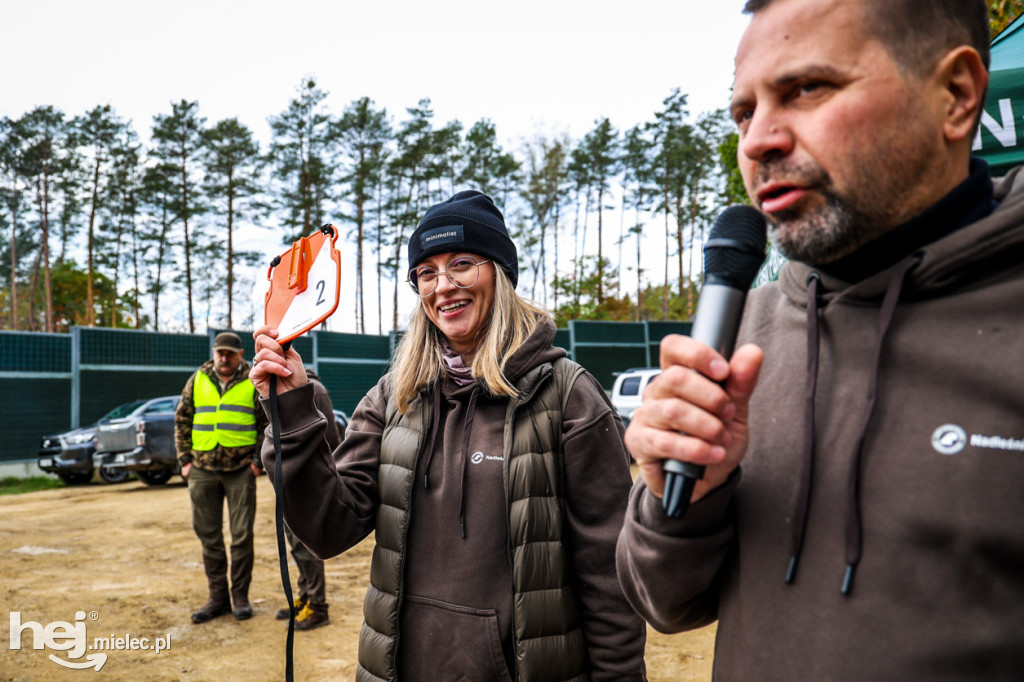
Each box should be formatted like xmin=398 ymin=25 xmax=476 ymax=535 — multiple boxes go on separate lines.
xmin=1 ymin=475 xmax=715 ymax=681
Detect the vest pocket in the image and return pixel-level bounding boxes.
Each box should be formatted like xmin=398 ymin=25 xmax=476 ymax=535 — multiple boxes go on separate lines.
xmin=399 ymin=594 xmax=513 ymax=682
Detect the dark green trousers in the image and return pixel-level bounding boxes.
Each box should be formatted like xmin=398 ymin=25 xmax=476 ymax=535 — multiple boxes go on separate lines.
xmin=284 ymin=525 xmax=327 ymax=606
xmin=188 ymin=465 xmax=257 ymax=602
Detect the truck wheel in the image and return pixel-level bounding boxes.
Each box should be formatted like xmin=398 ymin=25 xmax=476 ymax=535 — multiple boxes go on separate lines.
xmin=137 ymin=469 xmax=173 ymax=486
xmin=58 ymin=471 xmax=94 ymax=485
xmin=95 ymin=466 xmax=130 ymax=484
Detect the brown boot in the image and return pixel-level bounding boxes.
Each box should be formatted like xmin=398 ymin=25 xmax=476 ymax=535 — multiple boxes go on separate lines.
xmin=191 ymin=598 xmax=232 ymax=624
xmin=193 ymin=555 xmax=231 ymax=624
xmin=294 ymin=602 xmax=329 ymax=631
xmin=233 ymin=594 xmax=253 ymax=621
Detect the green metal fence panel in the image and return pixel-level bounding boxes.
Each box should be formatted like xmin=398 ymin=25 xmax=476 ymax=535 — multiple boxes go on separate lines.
xmin=313 ymin=331 xmax=392 ymax=415
xmin=569 ymin=320 xmax=651 ymax=389
xmin=78 ymin=327 xmax=207 ymax=367
xmin=0 ymin=377 xmax=71 ymax=462
xmin=1 ymin=331 xmax=73 ymax=463
xmin=78 ymin=368 xmax=197 ymax=426
xmin=1 ymin=320 xmax=711 ymax=462
xmin=646 ymin=321 xmax=694 ymax=364
xmin=316 ymin=361 xmax=390 ymax=417
xmin=208 ymin=328 xmax=313 ymax=361
xmin=574 ymin=345 xmax=649 ymax=391
xmin=317 ymin=331 xmax=391 ymax=360
xmin=553 ymin=329 xmax=571 ymax=356
xmin=0 ymin=331 xmax=70 ymax=373
xmin=570 ymin=320 xmax=647 ymax=344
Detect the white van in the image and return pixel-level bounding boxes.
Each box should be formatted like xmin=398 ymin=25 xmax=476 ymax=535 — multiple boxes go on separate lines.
xmin=610 ymin=367 xmax=661 ymax=427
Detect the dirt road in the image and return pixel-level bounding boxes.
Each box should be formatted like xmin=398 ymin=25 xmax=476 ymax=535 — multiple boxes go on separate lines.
xmin=1 ymin=476 xmax=715 ymax=681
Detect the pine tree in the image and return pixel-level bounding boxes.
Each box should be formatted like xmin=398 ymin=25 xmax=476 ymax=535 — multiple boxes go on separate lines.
xmin=682 ymin=110 xmax=732 ymax=313
xmin=70 ymin=105 xmax=124 ymax=325
xmin=567 ymin=143 xmax=592 ymax=309
xmin=519 ymin=133 xmax=568 ymax=305
xmin=139 ymin=162 xmax=179 ymax=331
xmin=20 ymin=106 xmax=71 ymax=332
xmin=267 ymin=78 xmax=336 ymax=243
xmin=388 ymin=99 xmax=437 ymax=331
xmin=718 ymin=131 xmax=749 ymax=206
xmin=335 ymin=97 xmax=391 ymax=334
xmin=151 ymin=100 xmax=207 ymax=333
xmin=96 ymin=128 xmax=142 ymax=328
xmin=0 ymin=116 xmax=29 ymax=329
xmin=458 ymin=119 xmax=516 ymax=197
xmin=203 ymin=118 xmax=263 ymax=328
xmin=578 ymin=118 xmax=619 ymax=304
xmin=990 ymin=0 xmax=1024 ymax=35
xmin=373 ymin=149 xmax=392 ymax=336
xmin=431 ymin=120 xmax=464 ymax=196
xmin=621 ymin=124 xmax=655 ymax=320
xmin=649 ymin=89 xmax=691 ymax=320
xmin=43 ymin=126 xmax=86 ymax=271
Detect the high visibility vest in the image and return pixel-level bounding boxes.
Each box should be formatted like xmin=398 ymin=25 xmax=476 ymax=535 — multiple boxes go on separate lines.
xmin=191 ymin=372 xmax=257 ymax=451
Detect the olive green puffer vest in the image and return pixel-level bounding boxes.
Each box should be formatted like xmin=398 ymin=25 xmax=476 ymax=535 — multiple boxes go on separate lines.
xmin=355 ymin=357 xmax=589 ymax=682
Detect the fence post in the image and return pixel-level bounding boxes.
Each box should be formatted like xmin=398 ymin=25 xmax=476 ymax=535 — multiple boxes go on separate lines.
xmin=312 ymin=331 xmax=320 ymax=376
xmin=643 ymin=321 xmax=652 ymax=367
xmin=568 ymin=320 xmax=577 ymax=367
xmin=71 ymin=326 xmax=81 ymax=429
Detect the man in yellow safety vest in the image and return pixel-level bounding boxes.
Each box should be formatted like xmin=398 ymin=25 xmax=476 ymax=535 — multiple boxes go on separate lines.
xmin=175 ymin=331 xmax=269 ymax=624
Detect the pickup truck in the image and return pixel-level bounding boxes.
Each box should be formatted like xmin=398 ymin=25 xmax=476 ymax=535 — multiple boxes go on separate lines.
xmin=93 ymin=395 xmax=181 ymax=486
xmin=93 ymin=396 xmax=350 ymax=486
xmin=37 ymin=400 xmax=150 ymax=485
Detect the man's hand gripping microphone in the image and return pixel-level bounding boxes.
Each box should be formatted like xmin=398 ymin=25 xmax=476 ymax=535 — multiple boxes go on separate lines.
xmin=661 ymin=206 xmax=767 ymax=519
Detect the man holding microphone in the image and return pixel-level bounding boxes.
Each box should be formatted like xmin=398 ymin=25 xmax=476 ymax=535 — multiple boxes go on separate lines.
xmin=616 ymin=0 xmax=1024 ymax=679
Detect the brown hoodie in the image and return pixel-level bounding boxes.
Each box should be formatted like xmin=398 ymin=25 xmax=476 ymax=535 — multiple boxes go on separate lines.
xmin=263 ymin=320 xmax=646 ymax=680
xmin=617 ymin=166 xmax=1024 ymax=680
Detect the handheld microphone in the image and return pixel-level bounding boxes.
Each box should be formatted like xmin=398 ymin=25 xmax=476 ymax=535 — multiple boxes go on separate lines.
xmin=662 ymin=205 xmax=767 ymax=518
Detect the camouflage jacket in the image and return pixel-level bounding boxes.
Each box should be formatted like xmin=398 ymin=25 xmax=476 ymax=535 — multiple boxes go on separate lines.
xmin=175 ymin=359 xmax=268 ymax=473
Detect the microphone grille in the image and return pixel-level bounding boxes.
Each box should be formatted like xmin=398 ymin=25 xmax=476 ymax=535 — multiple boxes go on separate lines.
xmin=704 ymin=205 xmax=768 ymax=288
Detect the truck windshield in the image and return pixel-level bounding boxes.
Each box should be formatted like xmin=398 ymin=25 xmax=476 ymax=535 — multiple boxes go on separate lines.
xmin=100 ymin=400 xmax=147 ymax=421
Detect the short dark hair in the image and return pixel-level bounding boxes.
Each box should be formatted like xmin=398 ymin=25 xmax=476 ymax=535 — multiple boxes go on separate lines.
xmin=743 ymin=0 xmax=990 ymax=74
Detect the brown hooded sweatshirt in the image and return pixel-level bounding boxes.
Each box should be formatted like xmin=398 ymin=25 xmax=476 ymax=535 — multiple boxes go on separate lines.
xmin=263 ymin=320 xmax=646 ymax=680
xmin=617 ymin=165 xmax=1024 ymax=681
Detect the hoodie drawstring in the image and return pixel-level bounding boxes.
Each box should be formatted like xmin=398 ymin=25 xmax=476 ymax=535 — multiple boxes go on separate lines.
xmin=420 ymin=381 xmax=481 ymax=540
xmin=786 ymin=255 xmax=922 ymax=596
xmin=422 ymin=385 xmax=443 ymax=489
xmin=786 ymin=272 xmax=821 ymax=585
xmin=458 ymin=386 xmax=481 ymax=539
xmin=841 ymin=254 xmax=922 ymax=595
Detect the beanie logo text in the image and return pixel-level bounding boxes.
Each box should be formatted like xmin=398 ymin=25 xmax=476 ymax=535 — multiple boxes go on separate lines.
xmin=421 ymin=224 xmax=464 ymax=248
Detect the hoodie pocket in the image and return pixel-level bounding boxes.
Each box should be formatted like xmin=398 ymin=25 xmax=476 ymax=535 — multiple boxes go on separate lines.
xmin=399 ymin=594 xmax=513 ymax=682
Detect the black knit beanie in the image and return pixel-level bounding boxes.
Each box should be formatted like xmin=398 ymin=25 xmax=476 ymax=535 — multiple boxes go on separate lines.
xmin=407 ymin=190 xmax=519 ymax=288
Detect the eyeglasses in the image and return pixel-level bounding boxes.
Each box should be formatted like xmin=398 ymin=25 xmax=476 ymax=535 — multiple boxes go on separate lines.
xmin=406 ymin=256 xmax=491 ymax=297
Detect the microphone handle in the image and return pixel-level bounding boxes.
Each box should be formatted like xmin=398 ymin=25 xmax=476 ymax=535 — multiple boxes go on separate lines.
xmin=662 ymin=284 xmax=747 ymax=518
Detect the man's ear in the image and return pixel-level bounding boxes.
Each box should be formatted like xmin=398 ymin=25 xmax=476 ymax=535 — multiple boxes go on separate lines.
xmin=934 ymin=45 xmax=989 ymax=144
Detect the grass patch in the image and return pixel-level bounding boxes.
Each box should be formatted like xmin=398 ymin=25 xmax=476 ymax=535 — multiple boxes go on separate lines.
xmin=0 ymin=476 xmax=65 ymax=496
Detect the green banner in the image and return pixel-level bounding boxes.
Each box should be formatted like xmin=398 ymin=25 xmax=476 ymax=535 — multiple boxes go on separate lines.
xmin=975 ymin=66 xmax=1024 ymax=177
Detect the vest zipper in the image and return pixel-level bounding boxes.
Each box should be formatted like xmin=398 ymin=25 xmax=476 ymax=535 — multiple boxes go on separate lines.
xmin=392 ymin=390 xmax=433 ymax=679
xmin=502 ymin=366 xmax=553 ymax=682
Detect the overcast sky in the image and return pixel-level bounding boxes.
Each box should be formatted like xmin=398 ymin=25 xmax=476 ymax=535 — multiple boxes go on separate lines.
xmin=1 ymin=0 xmax=753 ymax=333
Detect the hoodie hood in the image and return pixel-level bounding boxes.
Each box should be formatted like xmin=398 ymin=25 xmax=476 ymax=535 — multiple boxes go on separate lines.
xmin=495 ymin=317 xmax=567 ymax=388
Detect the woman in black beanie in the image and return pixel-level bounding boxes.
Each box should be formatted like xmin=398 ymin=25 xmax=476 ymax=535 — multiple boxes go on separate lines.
xmin=252 ymin=190 xmax=646 ymax=681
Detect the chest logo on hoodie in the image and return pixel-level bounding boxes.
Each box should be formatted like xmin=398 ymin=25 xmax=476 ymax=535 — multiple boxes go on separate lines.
xmin=470 ymin=451 xmax=503 ymax=464
xmin=931 ymin=424 xmax=967 ymax=455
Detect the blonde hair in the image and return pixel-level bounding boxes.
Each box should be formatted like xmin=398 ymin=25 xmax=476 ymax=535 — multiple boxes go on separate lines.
xmin=389 ymin=265 xmax=551 ymax=414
